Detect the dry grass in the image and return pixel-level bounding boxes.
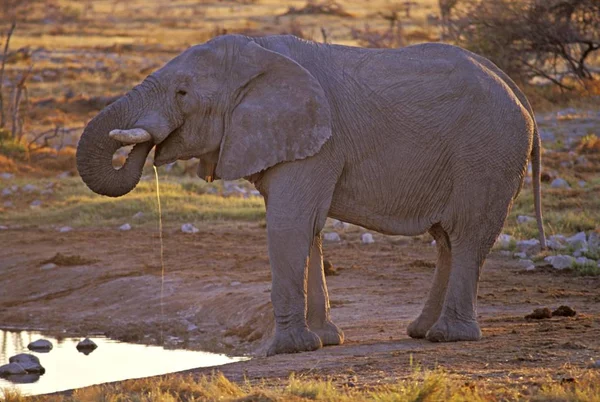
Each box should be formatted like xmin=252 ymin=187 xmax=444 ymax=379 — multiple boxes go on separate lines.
xmin=2 ymin=368 xmax=599 ymax=401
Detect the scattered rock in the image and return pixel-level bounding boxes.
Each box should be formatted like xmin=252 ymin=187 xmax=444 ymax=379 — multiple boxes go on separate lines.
xmin=132 ymin=211 xmax=144 ymax=219
xmin=550 ymin=178 xmax=570 ymax=189
xmin=9 ymin=354 xmax=45 ymax=374
xmin=230 ymin=281 xmax=241 ymax=286
xmin=58 ymin=226 xmax=73 ymax=233
xmin=0 ymin=225 xmax=8 ymax=230
xmin=499 ymin=250 xmax=512 ymax=257
xmin=578 ymin=180 xmax=587 ymax=188
xmin=575 ymin=257 xmax=596 ymax=267
xmin=567 ymin=232 xmax=587 ymax=249
xmin=187 ymin=323 xmax=198 ymax=332
xmin=57 ymin=171 xmax=70 ymax=179
xmin=547 ymin=234 xmax=567 ymax=250
xmin=0 ymin=173 xmax=15 ymax=180
xmin=517 ymin=215 xmax=535 ymax=224
xmin=332 ymin=219 xmax=351 ymax=230
xmin=516 ymin=239 xmax=540 ymax=254
xmin=76 ymin=338 xmax=98 ymax=353
xmin=27 ymin=339 xmax=53 ymax=351
xmin=323 ymin=259 xmax=337 ymax=276
xmin=119 ymin=223 xmax=132 ymax=231
xmin=431 ymin=240 xmax=437 ymax=247
xmin=30 ymin=200 xmax=42 ymax=208
xmin=3 ymin=201 xmax=14 ymax=208
xmin=539 ymin=129 xmax=555 ymax=142
xmin=323 ymin=232 xmax=341 ymax=242
xmin=40 ymin=189 xmax=53 ymax=195
xmin=518 ymin=259 xmax=535 ymax=271
xmin=525 ymin=308 xmax=552 ymax=320
xmin=552 ymin=305 xmax=576 ymax=317
xmin=361 ymin=233 xmax=374 ymax=244
xmin=181 ymin=223 xmax=199 ymax=234
xmin=590 ymin=360 xmax=600 ymax=369
xmin=249 ymin=189 xmax=261 ymax=197
xmin=589 ymin=232 xmax=600 ymax=253
xmin=22 ymin=184 xmax=37 ymax=192
xmin=2 ymin=187 xmax=12 ymax=196
xmin=0 ymin=363 xmax=26 ymax=376
xmin=514 ymin=252 xmax=528 ymax=259
xmin=495 ymin=234 xmax=514 ymax=249
xmin=40 ymin=263 xmax=57 ymax=270
xmin=544 ymin=255 xmax=575 ymax=270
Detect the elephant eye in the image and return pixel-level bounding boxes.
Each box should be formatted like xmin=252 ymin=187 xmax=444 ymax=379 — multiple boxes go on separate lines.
xmin=176 ymin=89 xmax=187 ymax=97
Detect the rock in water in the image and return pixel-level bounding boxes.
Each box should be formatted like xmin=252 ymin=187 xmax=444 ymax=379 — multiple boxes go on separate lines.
xmin=27 ymin=339 xmax=53 ymax=351
xmin=0 ymin=363 xmax=26 ymax=376
xmin=9 ymin=354 xmax=45 ymax=374
xmin=76 ymin=338 xmax=98 ymax=354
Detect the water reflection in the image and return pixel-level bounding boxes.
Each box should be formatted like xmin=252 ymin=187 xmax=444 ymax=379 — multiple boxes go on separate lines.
xmin=0 ymin=329 xmax=247 ymax=396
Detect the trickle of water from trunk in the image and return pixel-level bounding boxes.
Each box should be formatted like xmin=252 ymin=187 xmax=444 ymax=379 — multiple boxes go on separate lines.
xmin=153 ymin=166 xmax=165 ymax=344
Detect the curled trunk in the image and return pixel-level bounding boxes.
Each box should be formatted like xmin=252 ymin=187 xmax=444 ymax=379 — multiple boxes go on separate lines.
xmin=76 ymin=96 xmax=153 ymax=197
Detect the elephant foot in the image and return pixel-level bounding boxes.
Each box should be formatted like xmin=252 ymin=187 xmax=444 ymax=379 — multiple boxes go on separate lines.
xmin=425 ymin=316 xmax=482 ymax=342
xmin=406 ymin=314 xmax=438 ymax=339
xmin=310 ymin=320 xmax=344 ymax=346
xmin=266 ymin=327 xmax=322 ymax=356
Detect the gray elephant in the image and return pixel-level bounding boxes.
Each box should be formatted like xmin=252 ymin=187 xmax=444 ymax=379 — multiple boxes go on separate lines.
xmin=76 ymin=34 xmax=546 ymax=356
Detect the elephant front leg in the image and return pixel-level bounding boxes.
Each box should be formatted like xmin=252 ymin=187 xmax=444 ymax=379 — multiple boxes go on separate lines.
xmin=307 ymin=234 xmax=344 ymax=346
xmin=266 ymin=225 xmax=322 ymax=356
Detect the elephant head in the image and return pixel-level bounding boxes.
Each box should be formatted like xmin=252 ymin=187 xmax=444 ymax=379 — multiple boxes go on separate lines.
xmin=76 ymin=35 xmax=332 ymax=197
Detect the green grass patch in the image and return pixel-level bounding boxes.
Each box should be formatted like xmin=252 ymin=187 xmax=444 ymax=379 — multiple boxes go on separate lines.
xmin=1 ymin=176 xmax=265 ymax=228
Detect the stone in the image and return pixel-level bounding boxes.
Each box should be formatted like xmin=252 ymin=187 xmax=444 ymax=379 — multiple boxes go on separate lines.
xmin=552 ymin=305 xmax=576 ymax=317
xmin=361 ymin=233 xmax=375 ymax=244
xmin=187 ymin=323 xmax=198 ymax=332
xmin=516 ymin=239 xmax=540 ymax=254
xmin=589 ymin=232 xmax=600 ymax=253
xmin=3 ymin=201 xmax=14 ymax=208
xmin=22 ymin=184 xmax=37 ymax=192
xmin=431 ymin=240 xmax=437 ymax=247
xmin=40 ymin=189 xmax=53 ymax=195
xmin=0 ymin=363 xmax=26 ymax=376
xmin=525 ymin=308 xmax=552 ymax=320
xmin=181 ymin=223 xmax=199 ymax=234
xmin=0 ymin=173 xmax=15 ymax=180
xmin=0 ymin=225 xmax=8 ymax=230
xmin=514 ymin=252 xmax=528 ymax=259
xmin=57 ymin=171 xmax=70 ymax=179
xmin=499 ymin=250 xmax=512 ymax=257
xmin=332 ymin=219 xmax=351 ymax=230
xmin=573 ymin=247 xmax=588 ymax=257
xmin=30 ymin=200 xmax=42 ymax=208
xmin=544 ymin=255 xmax=575 ymax=270
xmin=76 ymin=338 xmax=98 ymax=352
xmin=591 ymin=360 xmax=600 ymax=369
xmin=40 ymin=263 xmax=57 ymax=270
xmin=27 ymin=339 xmax=53 ymax=351
xmin=58 ymin=226 xmax=73 ymax=233
xmin=2 ymin=187 xmax=12 ymax=196
xmin=547 ymin=235 xmax=567 ymax=250
xmin=495 ymin=234 xmax=514 ymax=250
xmin=132 ymin=211 xmax=144 ymax=219
xmin=230 ymin=281 xmax=241 ymax=286
xmin=249 ymin=189 xmax=261 ymax=197
xmin=517 ymin=215 xmax=535 ymax=224
xmin=9 ymin=354 xmax=45 ymax=374
xmin=578 ymin=180 xmax=587 ymax=188
xmin=550 ymin=178 xmax=570 ymax=189
xmin=539 ymin=129 xmax=555 ymax=142
xmin=567 ymin=232 xmax=587 ymax=249
xmin=323 ymin=232 xmax=341 ymax=242
xmin=119 ymin=223 xmax=132 ymax=231
xmin=518 ymin=259 xmax=535 ymax=271
xmin=575 ymin=257 xmax=596 ymax=267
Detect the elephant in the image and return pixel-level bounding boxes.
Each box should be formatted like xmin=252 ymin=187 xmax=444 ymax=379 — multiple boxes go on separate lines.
xmin=76 ymin=34 xmax=546 ymax=356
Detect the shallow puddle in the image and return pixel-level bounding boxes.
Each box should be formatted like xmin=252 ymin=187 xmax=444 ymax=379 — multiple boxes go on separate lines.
xmin=0 ymin=329 xmax=246 ymax=396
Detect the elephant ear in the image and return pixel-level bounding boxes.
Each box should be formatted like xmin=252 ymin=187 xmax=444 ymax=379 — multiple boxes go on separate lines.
xmin=215 ymin=41 xmax=332 ymax=180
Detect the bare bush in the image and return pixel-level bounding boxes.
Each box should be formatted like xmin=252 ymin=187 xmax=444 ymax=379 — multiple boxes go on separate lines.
xmin=282 ymin=1 xmax=353 ymax=18
xmin=453 ymin=0 xmax=600 ymax=88
xmin=351 ymin=11 xmax=405 ymax=48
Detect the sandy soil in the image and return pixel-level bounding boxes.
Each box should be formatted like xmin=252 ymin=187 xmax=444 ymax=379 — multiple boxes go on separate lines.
xmin=1 ymin=223 xmax=599 ymax=389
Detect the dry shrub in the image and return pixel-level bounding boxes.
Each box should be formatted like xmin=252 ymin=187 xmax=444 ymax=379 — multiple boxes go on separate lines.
xmin=35 ymin=146 xmax=77 ymax=172
xmin=282 ymin=0 xmax=352 ymax=18
xmin=351 ymin=23 xmax=405 ymax=48
xmin=577 ymin=134 xmax=600 ymax=154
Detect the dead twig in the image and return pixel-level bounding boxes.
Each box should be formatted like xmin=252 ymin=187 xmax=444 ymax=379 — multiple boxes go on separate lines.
xmin=0 ymin=22 xmax=16 ymax=129
xmin=11 ymin=64 xmax=32 ymax=140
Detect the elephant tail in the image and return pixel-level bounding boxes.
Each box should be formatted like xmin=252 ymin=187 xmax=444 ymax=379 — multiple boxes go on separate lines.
xmin=531 ymin=124 xmax=547 ymax=249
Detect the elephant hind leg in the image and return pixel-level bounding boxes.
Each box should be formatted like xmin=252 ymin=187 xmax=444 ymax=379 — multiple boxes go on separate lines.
xmin=407 ymin=223 xmax=451 ymax=338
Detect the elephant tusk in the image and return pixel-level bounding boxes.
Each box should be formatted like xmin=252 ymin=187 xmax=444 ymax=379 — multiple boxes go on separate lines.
xmin=109 ymin=128 xmax=152 ymax=144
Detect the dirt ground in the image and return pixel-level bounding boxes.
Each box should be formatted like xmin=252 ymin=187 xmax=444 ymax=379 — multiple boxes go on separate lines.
xmin=1 ymin=223 xmax=599 ymax=390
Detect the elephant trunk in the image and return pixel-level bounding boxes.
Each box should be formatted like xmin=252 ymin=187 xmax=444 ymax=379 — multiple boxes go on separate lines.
xmin=76 ymin=94 xmax=154 ymax=197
